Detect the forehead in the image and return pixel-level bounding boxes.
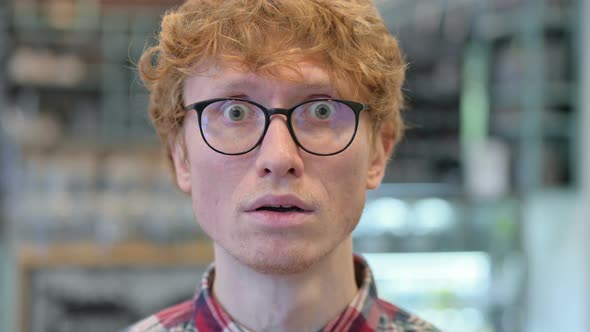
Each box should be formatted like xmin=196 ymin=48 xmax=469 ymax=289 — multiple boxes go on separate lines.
xmin=183 ymin=61 xmax=353 ymax=104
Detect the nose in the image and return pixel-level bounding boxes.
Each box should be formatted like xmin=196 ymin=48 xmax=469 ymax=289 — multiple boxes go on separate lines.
xmin=255 ymin=116 xmax=304 ymax=179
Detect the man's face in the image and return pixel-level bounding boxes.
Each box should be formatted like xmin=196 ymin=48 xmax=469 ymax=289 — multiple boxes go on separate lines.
xmin=175 ymin=61 xmax=391 ymax=274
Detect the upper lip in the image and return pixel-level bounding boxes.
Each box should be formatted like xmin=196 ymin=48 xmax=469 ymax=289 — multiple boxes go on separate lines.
xmin=245 ymin=194 xmax=314 ymax=212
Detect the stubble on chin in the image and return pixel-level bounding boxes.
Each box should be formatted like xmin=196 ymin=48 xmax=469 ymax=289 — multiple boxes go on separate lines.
xmin=231 ymin=241 xmax=324 ymax=275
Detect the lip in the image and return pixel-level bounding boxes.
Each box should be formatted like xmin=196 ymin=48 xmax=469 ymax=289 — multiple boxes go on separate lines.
xmin=245 ymin=194 xmax=314 ymax=212
xmin=244 ymin=194 xmax=315 ymax=228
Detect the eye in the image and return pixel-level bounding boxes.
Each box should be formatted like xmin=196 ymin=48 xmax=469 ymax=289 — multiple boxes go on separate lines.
xmin=308 ymin=101 xmax=336 ymax=120
xmin=222 ymin=103 xmax=250 ymax=121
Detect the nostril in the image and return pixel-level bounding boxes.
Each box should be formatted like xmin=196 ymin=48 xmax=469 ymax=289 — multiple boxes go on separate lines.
xmin=262 ymin=167 xmax=295 ymax=175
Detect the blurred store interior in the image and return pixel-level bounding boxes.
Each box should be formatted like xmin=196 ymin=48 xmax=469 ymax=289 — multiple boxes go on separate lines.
xmin=0 ymin=0 xmax=589 ymax=331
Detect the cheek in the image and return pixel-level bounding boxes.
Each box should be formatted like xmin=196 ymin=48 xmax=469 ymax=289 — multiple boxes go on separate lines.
xmin=185 ymin=119 xmax=230 ymax=203
xmin=189 ymin=157 xmax=224 ymax=234
xmin=186 ymin=147 xmax=257 ymax=236
xmin=310 ymin=140 xmax=370 ymax=220
xmin=183 ymin=124 xmax=244 ymax=233
xmin=325 ymin=129 xmax=371 ymax=191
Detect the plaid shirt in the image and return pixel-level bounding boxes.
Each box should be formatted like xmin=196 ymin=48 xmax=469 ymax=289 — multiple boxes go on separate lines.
xmin=125 ymin=255 xmax=441 ymax=332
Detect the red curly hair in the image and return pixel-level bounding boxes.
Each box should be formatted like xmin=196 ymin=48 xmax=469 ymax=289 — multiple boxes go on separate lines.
xmin=138 ymin=0 xmax=407 ymax=178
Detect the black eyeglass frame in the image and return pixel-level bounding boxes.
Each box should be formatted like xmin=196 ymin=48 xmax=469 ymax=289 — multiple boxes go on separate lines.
xmin=184 ymin=98 xmax=367 ymax=156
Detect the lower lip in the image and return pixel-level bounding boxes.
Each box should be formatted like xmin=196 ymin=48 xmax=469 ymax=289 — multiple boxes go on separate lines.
xmin=246 ymin=210 xmax=313 ymax=228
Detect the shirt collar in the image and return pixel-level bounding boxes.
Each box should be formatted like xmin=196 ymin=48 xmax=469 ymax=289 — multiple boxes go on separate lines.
xmin=191 ymin=254 xmax=384 ymax=332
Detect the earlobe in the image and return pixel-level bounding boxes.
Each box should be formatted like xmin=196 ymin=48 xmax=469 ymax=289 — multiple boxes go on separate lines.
xmin=366 ymin=124 xmax=395 ymax=190
xmin=171 ymin=137 xmax=192 ymax=193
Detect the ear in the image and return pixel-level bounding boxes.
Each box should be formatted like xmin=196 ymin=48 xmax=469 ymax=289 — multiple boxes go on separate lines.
xmin=171 ymin=136 xmax=192 ymax=193
xmin=366 ymin=123 xmax=395 ymax=190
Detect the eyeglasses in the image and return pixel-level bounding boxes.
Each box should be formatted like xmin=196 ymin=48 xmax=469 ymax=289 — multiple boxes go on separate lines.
xmin=184 ymin=98 xmax=367 ymax=156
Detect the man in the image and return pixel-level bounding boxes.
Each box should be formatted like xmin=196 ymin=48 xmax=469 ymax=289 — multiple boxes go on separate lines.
xmin=128 ymin=0 xmax=441 ymax=331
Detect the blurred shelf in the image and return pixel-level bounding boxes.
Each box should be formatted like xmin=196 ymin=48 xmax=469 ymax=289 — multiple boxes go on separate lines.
xmin=491 ymin=130 xmax=574 ymax=144
xmin=407 ymin=79 xmax=461 ymax=106
xmin=54 ymin=135 xmax=160 ymax=149
xmin=12 ymin=28 xmax=103 ymax=47
xmin=17 ymin=239 xmax=212 ymax=332
xmin=475 ymin=0 xmax=580 ymax=191
xmin=478 ymin=6 xmax=575 ymax=40
xmin=11 ymin=20 xmax=159 ymax=38
xmin=18 ymin=240 xmax=213 ymax=269
xmin=99 ymin=0 xmax=183 ymax=9
xmin=369 ymin=183 xmax=463 ymax=199
xmin=4 ymin=4 xmax=159 ymax=146
xmin=491 ymin=80 xmax=576 ymax=109
xmin=8 ymin=80 xmax=102 ymax=93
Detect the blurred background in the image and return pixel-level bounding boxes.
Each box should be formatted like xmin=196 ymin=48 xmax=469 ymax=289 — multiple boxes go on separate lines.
xmin=0 ymin=0 xmax=588 ymax=331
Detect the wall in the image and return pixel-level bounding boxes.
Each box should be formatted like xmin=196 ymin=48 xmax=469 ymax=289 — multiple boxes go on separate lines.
xmin=523 ymin=0 xmax=590 ymax=330
xmin=580 ymin=0 xmax=590 ymax=328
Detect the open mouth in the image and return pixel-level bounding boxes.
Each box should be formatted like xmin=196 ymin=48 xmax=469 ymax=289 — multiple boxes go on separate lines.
xmin=255 ymin=205 xmax=305 ymax=213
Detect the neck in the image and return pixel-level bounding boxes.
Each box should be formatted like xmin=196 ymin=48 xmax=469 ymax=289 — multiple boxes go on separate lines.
xmin=212 ymin=238 xmax=358 ymax=332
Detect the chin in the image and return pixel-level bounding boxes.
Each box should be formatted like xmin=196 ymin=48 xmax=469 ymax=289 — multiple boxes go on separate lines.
xmin=236 ymin=245 xmax=327 ymax=275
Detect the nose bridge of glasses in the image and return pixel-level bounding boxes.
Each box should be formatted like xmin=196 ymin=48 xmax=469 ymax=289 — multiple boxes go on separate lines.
xmin=261 ymin=107 xmax=298 ymax=149
xmin=266 ymin=107 xmax=291 ymax=118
